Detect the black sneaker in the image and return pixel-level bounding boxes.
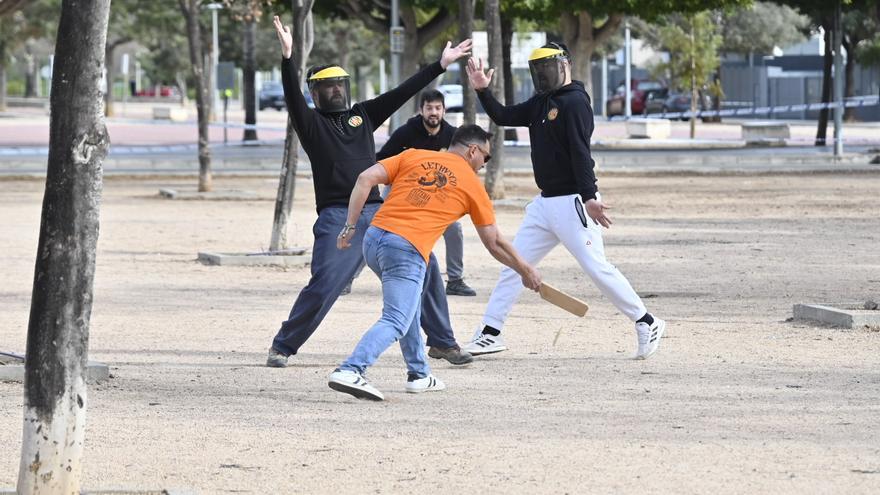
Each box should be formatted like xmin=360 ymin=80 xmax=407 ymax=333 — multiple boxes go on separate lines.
xmin=428 ymin=346 xmax=474 ymax=365
xmin=446 ymin=278 xmax=476 ymax=296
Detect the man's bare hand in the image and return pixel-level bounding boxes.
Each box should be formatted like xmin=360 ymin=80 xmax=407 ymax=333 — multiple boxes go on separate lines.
xmin=273 ymin=15 xmax=293 ymax=59
xmin=466 ymin=57 xmax=494 ymax=91
xmin=520 ymin=265 xmax=542 ymax=292
xmin=585 ymin=198 xmax=612 ymax=228
xmin=440 ymin=39 xmax=473 ymax=69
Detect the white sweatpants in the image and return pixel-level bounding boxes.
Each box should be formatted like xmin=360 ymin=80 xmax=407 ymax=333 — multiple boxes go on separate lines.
xmin=483 ymin=194 xmax=647 ymax=330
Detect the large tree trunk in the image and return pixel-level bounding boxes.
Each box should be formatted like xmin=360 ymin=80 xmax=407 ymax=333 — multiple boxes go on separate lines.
xmin=816 ymin=24 xmax=833 ymax=146
xmin=270 ymin=0 xmax=314 ymax=252
xmin=560 ymin=11 xmax=623 ymax=99
xmin=483 ymin=0 xmax=505 ymax=199
xmin=501 ymin=15 xmax=517 ymax=141
xmin=243 ymin=17 xmax=257 ymax=141
xmin=180 ymin=0 xmax=212 ymax=192
xmin=16 ymin=1 xmax=111 ymax=492
xmin=458 ymin=0 xmax=475 ymax=125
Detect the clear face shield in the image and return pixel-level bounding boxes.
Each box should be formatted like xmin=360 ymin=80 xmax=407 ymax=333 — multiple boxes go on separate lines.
xmin=529 ymin=56 xmax=567 ymax=94
xmin=309 ymin=77 xmax=351 ymax=112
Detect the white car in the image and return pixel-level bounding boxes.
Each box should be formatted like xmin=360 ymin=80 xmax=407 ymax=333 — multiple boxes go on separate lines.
xmin=437 ymin=84 xmax=463 ymax=112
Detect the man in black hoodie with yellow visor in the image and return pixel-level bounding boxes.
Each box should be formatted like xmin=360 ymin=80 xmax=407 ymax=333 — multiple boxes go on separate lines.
xmin=265 ymin=16 xmax=474 ymax=367
xmin=462 ymin=43 xmax=667 ymax=361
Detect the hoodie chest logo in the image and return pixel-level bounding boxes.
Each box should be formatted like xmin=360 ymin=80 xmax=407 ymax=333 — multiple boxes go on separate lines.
xmin=348 ymin=116 xmax=363 ymax=127
xmin=547 ymin=108 xmax=559 ymax=121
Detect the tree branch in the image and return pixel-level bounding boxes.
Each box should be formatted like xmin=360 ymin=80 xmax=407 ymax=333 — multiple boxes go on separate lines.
xmin=416 ymin=6 xmax=454 ymax=47
xmin=0 ymin=0 xmax=31 ymax=17
xmin=594 ymin=13 xmax=624 ymax=45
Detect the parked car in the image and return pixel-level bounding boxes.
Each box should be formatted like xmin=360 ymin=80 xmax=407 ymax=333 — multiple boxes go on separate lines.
xmin=136 ymin=85 xmax=180 ymax=98
xmin=605 ymin=79 xmax=665 ymax=117
xmin=437 ymin=84 xmax=463 ymax=112
xmin=259 ymin=81 xmax=314 ymax=110
xmin=645 ymin=90 xmax=713 ymax=121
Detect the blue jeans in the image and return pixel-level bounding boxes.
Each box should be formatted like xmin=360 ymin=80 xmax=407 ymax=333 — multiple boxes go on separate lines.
xmin=339 ymin=227 xmax=430 ymax=378
xmin=271 ymin=205 xmax=458 ymax=356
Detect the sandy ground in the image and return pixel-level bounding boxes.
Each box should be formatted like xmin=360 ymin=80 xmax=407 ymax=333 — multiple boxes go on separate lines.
xmin=1 ymin=170 xmax=879 ymax=493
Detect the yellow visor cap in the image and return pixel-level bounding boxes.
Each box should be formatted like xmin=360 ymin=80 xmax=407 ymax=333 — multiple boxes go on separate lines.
xmin=308 ymin=66 xmax=350 ymax=81
xmin=528 ymin=47 xmax=565 ymax=62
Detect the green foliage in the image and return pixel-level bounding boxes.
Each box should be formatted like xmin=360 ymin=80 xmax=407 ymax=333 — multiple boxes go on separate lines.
xmin=722 ymin=1 xmax=809 ymax=54
xmin=652 ymin=11 xmax=721 ymax=91
xmin=856 ymin=35 xmax=880 ymax=67
xmin=504 ymin=0 xmax=752 ymax=23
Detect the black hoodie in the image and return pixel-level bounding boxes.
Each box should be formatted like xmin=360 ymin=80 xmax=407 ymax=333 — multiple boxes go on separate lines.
xmin=281 ymin=57 xmax=445 ymax=212
xmin=376 ymin=114 xmax=457 ymax=160
xmin=476 ymin=81 xmax=598 ymax=201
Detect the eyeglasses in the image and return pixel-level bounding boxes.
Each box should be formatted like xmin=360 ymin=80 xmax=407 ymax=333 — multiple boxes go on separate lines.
xmin=470 ymin=144 xmax=492 ymax=164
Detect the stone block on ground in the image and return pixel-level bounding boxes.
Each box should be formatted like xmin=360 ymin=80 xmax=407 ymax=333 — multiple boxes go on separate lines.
xmin=158 ymin=188 xmax=262 ymax=201
xmin=0 ymin=352 xmax=110 ymax=383
xmin=792 ymin=302 xmax=880 ymax=329
xmin=152 ymin=107 xmax=189 ymax=121
xmin=742 ymin=122 xmax=790 ymax=146
xmin=625 ymin=117 xmax=672 ymax=139
xmin=197 ymin=249 xmax=310 ymax=267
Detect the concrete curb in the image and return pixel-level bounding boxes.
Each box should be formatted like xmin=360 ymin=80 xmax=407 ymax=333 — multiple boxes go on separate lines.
xmin=0 ymin=361 xmax=111 ymax=383
xmin=197 ymin=251 xmax=310 ymax=267
xmin=793 ymin=303 xmax=880 ymax=329
xmin=158 ymin=188 xmax=266 ymax=201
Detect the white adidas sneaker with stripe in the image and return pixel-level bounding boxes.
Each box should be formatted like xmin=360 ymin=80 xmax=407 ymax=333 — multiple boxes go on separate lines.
xmin=635 ymin=317 xmax=666 ymax=359
xmin=461 ymin=328 xmax=508 ymax=356
xmin=405 ymin=374 xmax=446 ymax=393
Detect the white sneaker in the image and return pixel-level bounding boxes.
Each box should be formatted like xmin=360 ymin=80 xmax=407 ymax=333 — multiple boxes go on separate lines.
xmin=635 ymin=317 xmax=666 ymax=360
xmin=328 ymin=369 xmax=384 ymax=401
xmin=405 ymin=374 xmax=446 ymax=393
xmin=461 ymin=328 xmax=507 ymax=356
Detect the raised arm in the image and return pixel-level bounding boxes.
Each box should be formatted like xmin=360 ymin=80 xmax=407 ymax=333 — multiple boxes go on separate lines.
xmin=475 ymin=224 xmax=541 ymax=291
xmin=466 ymin=57 xmax=532 ymax=127
xmin=361 ymin=39 xmax=472 ymax=129
xmin=274 ymin=16 xmax=314 ymax=136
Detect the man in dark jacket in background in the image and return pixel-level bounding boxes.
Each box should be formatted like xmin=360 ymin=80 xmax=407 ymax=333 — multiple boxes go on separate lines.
xmin=265 ymin=15 xmax=474 ymax=367
xmin=377 ymin=89 xmax=477 ymax=297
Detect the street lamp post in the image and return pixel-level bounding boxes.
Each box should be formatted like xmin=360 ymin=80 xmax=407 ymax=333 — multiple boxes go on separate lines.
xmin=206 ymin=3 xmax=223 ymax=122
xmin=624 ymin=20 xmax=632 ymax=119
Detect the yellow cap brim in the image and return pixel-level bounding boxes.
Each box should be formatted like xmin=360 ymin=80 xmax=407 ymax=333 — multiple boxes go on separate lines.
xmin=308 ymin=66 xmax=350 ymax=81
xmin=528 ymin=47 xmax=565 ymax=62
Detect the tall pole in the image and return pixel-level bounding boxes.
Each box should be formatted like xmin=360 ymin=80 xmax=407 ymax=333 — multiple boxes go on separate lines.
xmin=390 ymin=0 xmax=402 ymax=131
xmin=833 ymin=0 xmax=844 ymax=157
xmin=624 ymin=20 xmax=632 ymax=119
xmin=601 ymin=55 xmax=608 ymax=118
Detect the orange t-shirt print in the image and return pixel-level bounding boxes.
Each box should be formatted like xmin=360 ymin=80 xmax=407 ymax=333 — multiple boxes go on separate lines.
xmin=372 ymin=148 xmax=496 ymax=262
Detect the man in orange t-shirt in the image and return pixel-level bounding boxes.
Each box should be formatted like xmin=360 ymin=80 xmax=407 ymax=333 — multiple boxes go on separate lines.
xmin=327 ymin=125 xmax=541 ymax=401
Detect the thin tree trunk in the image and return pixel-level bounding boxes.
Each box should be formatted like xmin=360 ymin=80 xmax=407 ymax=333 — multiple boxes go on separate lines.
xmin=501 ymin=15 xmax=517 ymax=141
xmin=689 ymin=19 xmax=697 ymax=139
xmin=24 ymin=42 xmax=36 ymax=97
xmin=816 ymin=25 xmax=833 ymax=146
xmin=458 ymin=0 xmax=475 ymax=125
xmin=104 ymin=45 xmax=115 ymax=116
xmin=483 ymin=0 xmax=505 ymax=199
xmin=0 ymin=41 xmax=7 ymax=112
xmin=270 ymin=0 xmax=314 ymax=252
xmin=16 ymin=1 xmax=111 ymax=492
xmin=180 ymin=0 xmax=213 ymax=191
xmin=842 ymin=34 xmax=857 ymax=122
xmin=243 ymin=17 xmax=257 ymax=141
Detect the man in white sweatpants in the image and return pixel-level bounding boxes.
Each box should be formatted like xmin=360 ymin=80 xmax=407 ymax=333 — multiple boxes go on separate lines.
xmin=462 ymin=44 xmax=666 ymax=359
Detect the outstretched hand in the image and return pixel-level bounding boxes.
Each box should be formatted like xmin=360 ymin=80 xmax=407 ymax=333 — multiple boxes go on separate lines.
xmin=273 ymin=15 xmax=293 ymax=59
xmin=585 ymin=198 xmax=613 ymax=228
xmin=440 ymin=39 xmax=473 ymax=69
xmin=466 ymin=57 xmax=494 ymax=91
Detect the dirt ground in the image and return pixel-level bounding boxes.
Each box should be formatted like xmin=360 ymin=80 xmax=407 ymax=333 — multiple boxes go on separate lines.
xmin=1 ymin=170 xmax=879 ymax=494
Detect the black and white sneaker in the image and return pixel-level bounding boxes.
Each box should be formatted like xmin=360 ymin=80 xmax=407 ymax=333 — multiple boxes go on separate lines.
xmin=405 ymin=374 xmax=446 ymax=393
xmin=328 ymin=369 xmax=384 ymax=401
xmin=635 ymin=317 xmax=666 ymax=360
xmin=461 ymin=328 xmax=507 ymax=356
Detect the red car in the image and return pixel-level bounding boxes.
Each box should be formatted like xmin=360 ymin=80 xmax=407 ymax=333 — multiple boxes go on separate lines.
xmin=136 ymin=86 xmax=180 ymax=98
xmin=605 ymin=80 xmax=665 ymax=117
